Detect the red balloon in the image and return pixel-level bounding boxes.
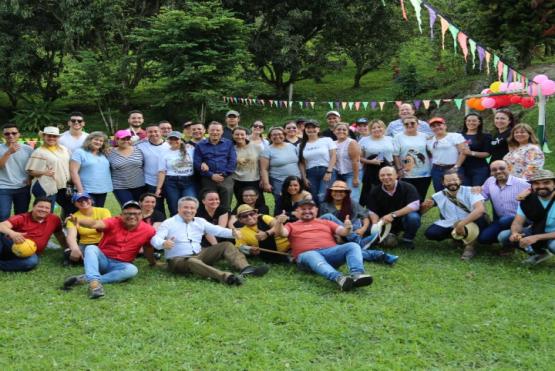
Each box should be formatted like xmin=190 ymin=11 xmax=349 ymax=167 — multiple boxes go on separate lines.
xmin=520 ymin=97 xmax=535 ymax=108
xmin=510 ymin=95 xmax=522 ymax=104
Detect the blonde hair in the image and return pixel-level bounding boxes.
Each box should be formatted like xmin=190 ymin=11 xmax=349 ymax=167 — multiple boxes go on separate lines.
xmin=369 ymin=119 xmax=386 ymax=131
xmin=507 ymin=123 xmax=539 ymax=148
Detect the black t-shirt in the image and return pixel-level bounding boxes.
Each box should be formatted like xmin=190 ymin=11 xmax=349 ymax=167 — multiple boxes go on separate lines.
xmin=196 ymin=205 xmax=230 ymax=246
xmin=143 ymin=210 xmax=165 ymax=226
xmin=489 ymin=129 xmax=511 ymax=162
xmin=462 ymin=133 xmax=492 ymax=169
xmin=367 ymin=181 xmax=420 ymax=218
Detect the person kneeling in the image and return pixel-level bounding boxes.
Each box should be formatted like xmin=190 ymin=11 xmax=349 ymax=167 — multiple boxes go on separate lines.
xmin=150 ymin=197 xmax=268 ymax=285
xmin=234 ymin=204 xmax=290 ymax=263
xmin=274 ymin=199 xmax=373 ymax=291
xmin=63 ymin=201 xmax=156 ymax=299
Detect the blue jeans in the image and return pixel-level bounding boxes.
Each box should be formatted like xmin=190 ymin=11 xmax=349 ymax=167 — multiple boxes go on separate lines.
xmin=296 ymin=242 xmax=366 ymax=281
xmin=306 ymin=166 xmax=335 ymax=203
xmin=462 ymin=166 xmax=490 ymax=187
xmin=336 ymin=172 xmax=361 ymax=203
xmin=0 ymin=186 xmax=31 ymax=222
xmin=397 ymin=211 xmax=421 ymax=240
xmin=0 ymin=234 xmax=39 ymax=272
xmin=498 ymin=228 xmax=555 ymax=254
xmin=269 ymin=177 xmax=284 ymax=208
xmin=319 ymin=213 xmax=363 ymax=241
xmin=478 ymin=215 xmax=513 ymax=244
xmin=425 ymin=216 xmax=489 ymax=241
xmin=113 ymin=186 xmax=146 ymax=207
xmin=84 ymin=245 xmax=138 ymax=283
xmin=164 ymin=175 xmax=196 ymax=215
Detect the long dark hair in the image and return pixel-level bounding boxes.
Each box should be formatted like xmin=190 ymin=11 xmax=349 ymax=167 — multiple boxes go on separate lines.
xmin=298 ymin=120 xmax=320 ymax=163
xmin=279 ymin=176 xmax=306 ymax=212
xmin=494 ymin=109 xmax=516 ymax=133
xmin=323 ymin=189 xmax=353 ymax=221
xmin=462 ymin=113 xmax=484 ymax=145
xmin=232 ymin=186 xmax=265 ymax=213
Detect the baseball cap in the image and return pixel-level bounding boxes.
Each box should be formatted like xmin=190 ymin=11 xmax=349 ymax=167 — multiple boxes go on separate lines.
xmin=71 ymin=192 xmax=92 ymax=203
xmin=226 ymin=110 xmax=240 ymax=117
xmin=326 ymin=111 xmax=341 ymax=118
xmin=114 ymin=129 xmax=133 ymax=139
xmin=294 ymin=199 xmax=317 ymax=209
xmin=303 ymin=119 xmax=320 ymax=127
xmin=167 ymin=131 xmax=182 ymax=139
xmin=122 ymin=200 xmax=141 ymax=210
xmin=356 ymin=117 xmax=369 ymax=125
xmin=429 ymin=117 xmax=446 ymax=125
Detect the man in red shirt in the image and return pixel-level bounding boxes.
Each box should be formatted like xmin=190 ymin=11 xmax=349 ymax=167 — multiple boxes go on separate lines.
xmin=274 ymin=199 xmax=373 ymax=291
xmin=0 ymin=197 xmax=66 ymax=272
xmin=63 ymin=200 xmax=156 ymax=299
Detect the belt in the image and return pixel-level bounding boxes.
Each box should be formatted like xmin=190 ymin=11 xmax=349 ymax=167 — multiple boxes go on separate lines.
xmin=432 ymin=164 xmax=455 ymax=169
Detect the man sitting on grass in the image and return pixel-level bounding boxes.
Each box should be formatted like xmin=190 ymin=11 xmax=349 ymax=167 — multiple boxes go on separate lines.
xmin=273 ymin=199 xmax=373 ymax=291
xmin=234 ymin=204 xmax=290 ymax=263
xmin=63 ymin=200 xmax=156 ymax=299
xmin=150 ymin=196 xmax=269 ymax=286
xmin=0 ymin=197 xmax=67 ymax=272
xmin=498 ymin=169 xmax=555 ymax=265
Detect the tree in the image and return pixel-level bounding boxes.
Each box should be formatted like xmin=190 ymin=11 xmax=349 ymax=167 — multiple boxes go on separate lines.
xmin=324 ymin=1 xmax=406 ymax=88
xmin=223 ymin=0 xmax=348 ymax=97
xmin=132 ymin=2 xmax=249 ymax=115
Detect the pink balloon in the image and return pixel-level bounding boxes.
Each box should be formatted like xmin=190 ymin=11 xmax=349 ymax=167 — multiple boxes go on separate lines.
xmin=482 ymin=97 xmax=496 ymax=109
xmin=499 ymin=83 xmax=509 ymax=92
xmin=533 ymin=74 xmax=549 ymax=84
xmin=541 ymin=80 xmax=555 ymax=96
xmin=480 ymin=88 xmax=491 ymax=95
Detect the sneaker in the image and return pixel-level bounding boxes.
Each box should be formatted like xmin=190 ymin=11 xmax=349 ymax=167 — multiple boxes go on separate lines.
xmin=88 ymin=280 xmax=105 ymax=299
xmin=335 ymin=275 xmax=354 ymax=291
xmin=62 ymin=249 xmax=71 ymax=267
xmin=460 ymin=244 xmax=476 ymax=261
xmin=400 ymin=239 xmax=415 ymax=250
xmin=383 ymin=254 xmax=399 ymax=265
xmin=240 ymin=265 xmax=269 ymax=277
xmin=62 ymin=274 xmax=86 ymax=290
xmin=351 ymin=273 xmax=373 ymax=288
xmin=523 ymin=251 xmax=554 ymax=265
xmin=225 ymin=274 xmax=244 ymax=286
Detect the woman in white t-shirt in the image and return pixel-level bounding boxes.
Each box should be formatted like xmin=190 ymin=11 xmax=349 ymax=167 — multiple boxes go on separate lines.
xmin=155 ymin=131 xmax=195 ymax=215
xmin=426 ymin=117 xmax=466 ymax=191
xmin=393 ymin=116 xmax=432 ymax=202
xmin=299 ymin=119 xmax=337 ymax=203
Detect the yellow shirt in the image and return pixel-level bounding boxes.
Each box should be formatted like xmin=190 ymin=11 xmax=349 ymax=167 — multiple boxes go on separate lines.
xmin=235 ymin=215 xmax=290 ymax=252
xmin=66 ymin=207 xmax=111 ymax=244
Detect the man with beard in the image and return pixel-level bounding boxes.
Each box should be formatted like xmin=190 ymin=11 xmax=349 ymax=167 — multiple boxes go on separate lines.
xmin=274 ymin=199 xmax=373 ymax=291
xmin=477 ymin=160 xmax=530 ymax=246
xmin=127 ymin=110 xmax=147 ymax=144
xmin=385 ymin=103 xmax=432 ymax=137
xmin=498 ymin=169 xmax=555 ymax=265
xmin=421 ymin=169 xmax=488 ymax=260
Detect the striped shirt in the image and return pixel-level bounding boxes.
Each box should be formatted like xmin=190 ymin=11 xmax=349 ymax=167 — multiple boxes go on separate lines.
xmin=481 ymin=175 xmax=530 ymax=218
xmin=107 ymin=147 xmax=145 ymax=189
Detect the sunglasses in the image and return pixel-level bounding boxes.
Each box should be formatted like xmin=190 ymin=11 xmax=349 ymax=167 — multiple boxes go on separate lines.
xmin=3 ymin=132 xmax=18 ymax=136
xmin=239 ymin=211 xmax=257 ymax=219
xmin=70 ymin=119 xmax=84 ymax=124
xmin=252 ymin=124 xmax=264 ymax=129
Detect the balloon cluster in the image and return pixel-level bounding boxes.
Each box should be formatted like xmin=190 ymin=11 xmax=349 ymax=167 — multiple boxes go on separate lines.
xmin=528 ymin=74 xmax=555 ymax=97
xmin=466 ymin=79 xmax=542 ymax=111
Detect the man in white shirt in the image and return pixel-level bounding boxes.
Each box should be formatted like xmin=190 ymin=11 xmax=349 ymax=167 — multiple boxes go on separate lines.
xmin=421 ymin=169 xmax=488 ymax=260
xmin=386 ymin=103 xmax=432 ymax=137
xmin=59 ymin=111 xmax=88 ymax=153
xmin=137 ymin=125 xmax=170 ymax=214
xmin=151 ymin=196 xmax=269 ymax=285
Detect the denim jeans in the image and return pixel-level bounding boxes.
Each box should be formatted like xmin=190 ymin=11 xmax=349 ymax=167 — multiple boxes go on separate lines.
xmin=425 ymin=216 xmax=489 ymax=241
xmin=306 ymin=166 xmax=335 ymax=203
xmin=336 ymin=172 xmax=361 ymax=203
xmin=397 ymin=211 xmax=421 ymax=241
xmin=478 ymin=215 xmax=514 ymax=244
xmin=319 ymin=213 xmax=363 ymax=241
xmin=498 ymin=228 xmax=555 ymax=254
xmin=462 ymin=166 xmax=490 ymax=187
xmin=296 ymin=242 xmax=366 ymax=281
xmin=269 ymin=177 xmax=284 ymax=208
xmin=0 ymin=234 xmax=39 ymax=272
xmin=0 ymin=186 xmax=31 ymax=222
xmin=84 ymin=245 xmax=138 ymax=283
xmin=164 ymin=175 xmax=196 ymax=215
xmin=113 ymin=186 xmax=146 ymax=207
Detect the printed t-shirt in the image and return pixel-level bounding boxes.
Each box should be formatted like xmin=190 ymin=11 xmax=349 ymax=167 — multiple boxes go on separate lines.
xmin=302 ymin=137 xmax=336 ymax=169
xmin=235 ymin=215 xmax=290 ymax=252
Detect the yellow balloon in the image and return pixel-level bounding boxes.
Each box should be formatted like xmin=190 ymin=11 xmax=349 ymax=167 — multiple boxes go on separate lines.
xmin=490 ymin=81 xmax=501 ymax=93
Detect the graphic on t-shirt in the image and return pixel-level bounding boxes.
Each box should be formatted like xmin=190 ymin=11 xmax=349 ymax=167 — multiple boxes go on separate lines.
xmin=403 ymin=149 xmax=427 ymax=177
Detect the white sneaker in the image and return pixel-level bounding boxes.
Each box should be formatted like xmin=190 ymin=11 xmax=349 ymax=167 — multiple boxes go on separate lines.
xmin=46 ymin=241 xmax=61 ymax=250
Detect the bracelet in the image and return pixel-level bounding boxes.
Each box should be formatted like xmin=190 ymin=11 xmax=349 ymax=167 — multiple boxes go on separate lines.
xmin=325 ymin=170 xmax=332 ymax=174
xmin=471 ymin=151 xmax=476 ymax=157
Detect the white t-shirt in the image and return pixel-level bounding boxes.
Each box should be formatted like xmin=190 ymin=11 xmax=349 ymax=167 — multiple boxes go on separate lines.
xmin=426 ymin=133 xmax=466 ymax=165
xmin=432 ymin=186 xmax=484 ymax=227
xmin=137 ymin=140 xmax=171 ymax=186
xmin=302 ymin=137 xmax=336 ymax=169
xmin=393 ymin=133 xmax=431 ymax=178
xmin=359 ymin=136 xmax=395 ymax=162
xmin=59 ymin=131 xmax=88 ymax=154
xmin=158 ymin=147 xmax=195 ymax=177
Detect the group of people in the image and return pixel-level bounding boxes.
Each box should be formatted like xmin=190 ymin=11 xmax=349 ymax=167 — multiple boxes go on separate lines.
xmin=0 ymin=104 xmax=553 ymax=298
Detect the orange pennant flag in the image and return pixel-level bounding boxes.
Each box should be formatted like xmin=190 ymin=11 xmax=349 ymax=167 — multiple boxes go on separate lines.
xmin=440 ymin=17 xmax=449 ymax=50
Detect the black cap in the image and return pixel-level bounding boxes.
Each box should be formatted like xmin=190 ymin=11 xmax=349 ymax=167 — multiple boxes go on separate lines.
xmin=122 ymin=200 xmax=141 ymax=210
xmin=303 ymin=119 xmax=320 ymax=127
xmin=356 ymin=117 xmax=369 ymax=124
xmin=294 ymin=199 xmax=317 ymax=208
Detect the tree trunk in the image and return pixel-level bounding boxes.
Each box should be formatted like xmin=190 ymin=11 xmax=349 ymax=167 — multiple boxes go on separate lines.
xmin=353 ymin=66 xmax=363 ymax=88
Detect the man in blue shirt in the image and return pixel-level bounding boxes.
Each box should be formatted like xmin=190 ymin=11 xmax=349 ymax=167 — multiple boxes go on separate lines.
xmin=193 ymin=121 xmax=237 ymax=209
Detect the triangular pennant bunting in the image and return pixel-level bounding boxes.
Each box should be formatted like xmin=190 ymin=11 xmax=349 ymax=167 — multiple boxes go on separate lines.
xmin=423 ymin=100 xmax=430 ymax=109
xmin=453 ymin=98 xmax=463 ymax=110
xmin=379 ymin=101 xmax=385 ymax=111
xmin=409 ymin=0 xmax=423 ymax=33
xmin=424 ymin=4 xmax=436 ymax=39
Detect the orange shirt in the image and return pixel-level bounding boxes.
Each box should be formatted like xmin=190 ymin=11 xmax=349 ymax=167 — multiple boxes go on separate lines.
xmin=284 ymin=219 xmax=340 ymax=259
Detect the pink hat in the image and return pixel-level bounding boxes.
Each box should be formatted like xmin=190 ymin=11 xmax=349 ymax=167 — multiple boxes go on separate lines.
xmin=114 ymin=129 xmax=132 ymax=139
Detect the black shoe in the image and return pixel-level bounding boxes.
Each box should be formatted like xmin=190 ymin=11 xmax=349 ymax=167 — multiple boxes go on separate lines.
xmin=62 ymin=274 xmax=86 ymax=290
xmin=335 ymin=275 xmax=354 ymax=291
xmin=240 ymin=265 xmax=269 ymax=277
xmin=62 ymin=249 xmax=71 ymax=267
xmin=351 ymin=273 xmax=373 ymax=288
xmin=225 ymin=274 xmax=244 ymax=286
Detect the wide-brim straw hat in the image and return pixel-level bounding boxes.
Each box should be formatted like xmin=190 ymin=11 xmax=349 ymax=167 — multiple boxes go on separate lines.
xmin=451 ymin=222 xmax=479 ymax=245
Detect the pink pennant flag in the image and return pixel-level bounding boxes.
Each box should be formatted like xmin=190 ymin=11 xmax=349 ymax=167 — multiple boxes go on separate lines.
xmin=341 ymin=102 xmax=347 ymax=110
xmin=355 ymin=101 xmax=361 ymax=111
xmin=457 ymin=32 xmax=468 ymax=61
xmin=497 ymin=60 xmax=504 ymax=81
xmin=395 ymin=101 xmax=403 ymax=108
xmin=485 ymin=51 xmax=491 ymax=75
xmin=378 ymin=102 xmax=385 ymax=111
xmin=423 ymin=100 xmax=430 ymax=109
xmin=400 ymin=0 xmax=408 ymax=20
xmin=440 ymin=17 xmax=449 ymax=50
xmin=269 ymin=100 xmax=274 ymax=107
xmin=442 ymin=99 xmax=452 ymax=102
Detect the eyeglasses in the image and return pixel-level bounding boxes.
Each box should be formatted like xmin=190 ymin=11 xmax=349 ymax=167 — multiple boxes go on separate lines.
xmin=70 ymin=119 xmax=84 ymax=124
xmin=123 ymin=211 xmax=142 ymax=216
xmin=3 ymin=132 xmax=18 ymax=136
xmin=252 ymin=124 xmax=264 ymax=129
xmin=491 ymin=166 xmax=507 ymax=172
xmin=239 ymin=211 xmax=257 ymax=219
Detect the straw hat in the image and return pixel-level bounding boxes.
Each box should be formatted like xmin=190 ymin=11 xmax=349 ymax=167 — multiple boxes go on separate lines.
xmin=39 ymin=126 xmax=61 ymax=136
xmin=451 ymin=222 xmax=479 ymax=245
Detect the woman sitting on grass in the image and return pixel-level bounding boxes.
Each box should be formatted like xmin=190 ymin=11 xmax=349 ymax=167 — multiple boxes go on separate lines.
xmin=229 ymin=187 xmax=269 ymax=228
xmin=196 ymin=190 xmax=230 ymax=247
